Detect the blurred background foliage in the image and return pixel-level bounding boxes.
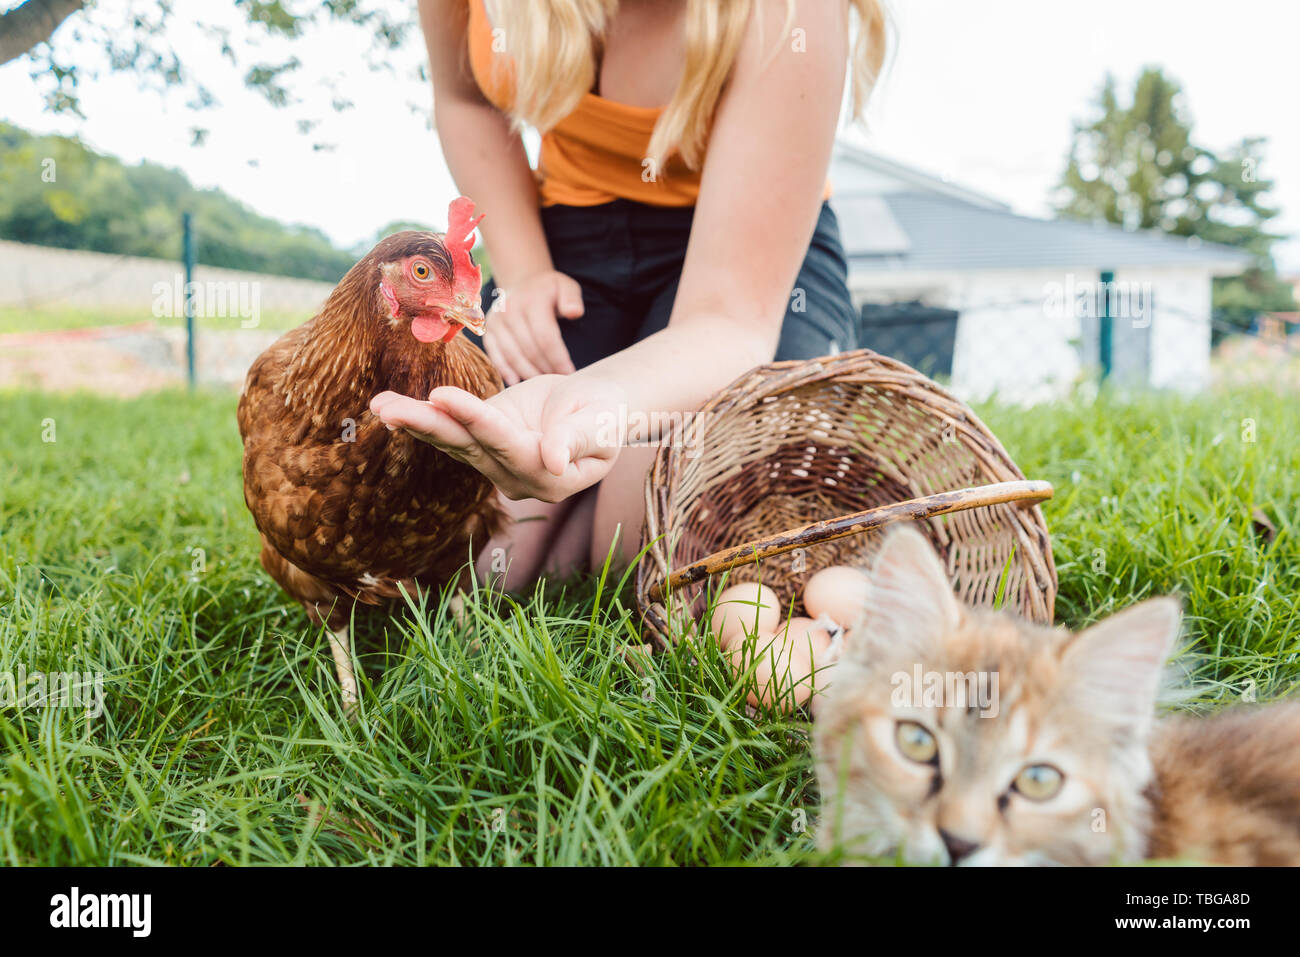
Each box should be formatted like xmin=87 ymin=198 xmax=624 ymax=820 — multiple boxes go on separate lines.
xmin=0 ymin=121 xmax=356 ymax=281
xmin=1054 ymin=68 xmax=1295 ymax=332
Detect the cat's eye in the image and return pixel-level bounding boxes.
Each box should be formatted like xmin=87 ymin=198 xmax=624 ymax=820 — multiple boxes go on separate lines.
xmin=895 ymin=721 xmax=938 ymax=764
xmin=1013 ymin=764 xmax=1064 ymax=801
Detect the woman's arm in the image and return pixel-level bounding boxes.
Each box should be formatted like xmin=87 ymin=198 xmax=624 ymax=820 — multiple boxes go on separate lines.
xmin=581 ymin=0 xmax=849 ymax=411
xmin=421 ymin=0 xmax=583 ymax=380
xmin=421 ymin=0 xmax=547 ymax=287
xmin=379 ymin=0 xmax=850 ymax=501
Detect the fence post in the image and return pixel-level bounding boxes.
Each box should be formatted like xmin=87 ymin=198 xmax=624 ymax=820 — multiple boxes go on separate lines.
xmin=183 ymin=212 xmax=197 ymax=391
xmin=1099 ymin=269 xmax=1114 ymax=381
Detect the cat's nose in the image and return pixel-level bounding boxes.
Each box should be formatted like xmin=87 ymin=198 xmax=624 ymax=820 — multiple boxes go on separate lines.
xmin=938 ymin=828 xmax=981 ymax=865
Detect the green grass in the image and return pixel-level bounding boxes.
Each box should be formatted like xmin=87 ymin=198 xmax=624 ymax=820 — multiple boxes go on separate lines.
xmin=0 ymin=304 xmax=313 ymax=336
xmin=0 ymin=304 xmax=143 ymax=335
xmin=0 ymin=384 xmax=1297 ymax=865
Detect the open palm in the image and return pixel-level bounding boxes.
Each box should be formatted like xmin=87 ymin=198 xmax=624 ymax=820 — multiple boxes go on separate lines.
xmin=370 ymin=373 xmax=626 ymax=503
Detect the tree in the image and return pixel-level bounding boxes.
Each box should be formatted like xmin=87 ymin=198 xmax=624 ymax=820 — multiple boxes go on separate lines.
xmin=1 ymin=0 xmax=424 ymax=149
xmin=1055 ymin=67 xmax=1295 ymax=331
xmin=367 ymin=218 xmax=436 ymax=246
xmin=0 ymin=121 xmax=356 ymax=280
xmin=0 ymin=0 xmax=82 ymax=66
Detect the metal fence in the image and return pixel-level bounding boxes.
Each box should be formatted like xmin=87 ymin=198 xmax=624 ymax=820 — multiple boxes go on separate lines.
xmin=0 ymin=237 xmax=335 ymax=391
xmin=847 ymin=270 xmax=1297 ymax=404
xmin=1 ymin=236 xmax=1294 ymax=400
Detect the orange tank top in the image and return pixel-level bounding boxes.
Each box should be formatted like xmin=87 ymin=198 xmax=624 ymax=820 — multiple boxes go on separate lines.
xmin=466 ymin=0 xmax=700 ymax=207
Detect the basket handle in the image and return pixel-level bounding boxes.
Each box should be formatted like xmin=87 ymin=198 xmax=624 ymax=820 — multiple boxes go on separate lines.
xmin=647 ymin=479 xmax=1053 ymax=602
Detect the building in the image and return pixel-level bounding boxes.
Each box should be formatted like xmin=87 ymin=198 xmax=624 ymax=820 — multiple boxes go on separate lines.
xmin=828 ymin=142 xmax=1254 ymax=403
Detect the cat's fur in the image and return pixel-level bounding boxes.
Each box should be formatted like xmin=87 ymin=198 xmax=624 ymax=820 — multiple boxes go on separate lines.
xmin=813 ymin=526 xmax=1300 ymax=866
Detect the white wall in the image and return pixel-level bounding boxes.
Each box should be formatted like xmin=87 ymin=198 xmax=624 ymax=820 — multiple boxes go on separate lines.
xmin=1118 ymin=266 xmax=1213 ymax=391
xmin=850 ymin=267 xmax=1082 ymax=403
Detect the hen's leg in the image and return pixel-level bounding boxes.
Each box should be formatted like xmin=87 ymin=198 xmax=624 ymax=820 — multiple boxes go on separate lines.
xmin=327 ymin=623 xmax=359 ymax=714
xmin=257 ymin=537 xmax=360 ymax=715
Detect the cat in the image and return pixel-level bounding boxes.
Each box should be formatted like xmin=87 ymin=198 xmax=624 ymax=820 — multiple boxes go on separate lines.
xmin=812 ymin=525 xmax=1300 ymax=866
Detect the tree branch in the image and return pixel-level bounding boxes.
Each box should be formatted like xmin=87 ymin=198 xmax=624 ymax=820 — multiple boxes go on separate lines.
xmin=0 ymin=0 xmax=86 ymax=66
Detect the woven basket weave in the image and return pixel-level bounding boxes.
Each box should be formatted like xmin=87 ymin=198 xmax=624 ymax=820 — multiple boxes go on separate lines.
xmin=634 ymin=349 xmax=1057 ymax=648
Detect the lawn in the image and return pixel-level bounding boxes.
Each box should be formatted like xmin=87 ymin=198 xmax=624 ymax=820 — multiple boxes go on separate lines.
xmin=0 ymin=304 xmax=314 ymax=337
xmin=0 ymin=384 xmax=1296 ymax=865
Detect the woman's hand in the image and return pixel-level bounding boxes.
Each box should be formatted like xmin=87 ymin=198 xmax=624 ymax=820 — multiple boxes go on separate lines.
xmin=370 ymin=373 xmax=625 ymax=503
xmin=484 ymin=270 xmax=585 ymax=384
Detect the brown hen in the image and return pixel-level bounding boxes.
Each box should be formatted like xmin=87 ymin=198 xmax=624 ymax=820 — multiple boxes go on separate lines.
xmin=238 ymin=198 xmax=502 ymax=712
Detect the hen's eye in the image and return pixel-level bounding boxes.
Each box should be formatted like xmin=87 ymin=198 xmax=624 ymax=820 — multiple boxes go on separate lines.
xmin=895 ymin=721 xmax=938 ymax=764
xmin=412 ymin=261 xmax=431 ymax=280
xmin=1013 ymin=764 xmax=1064 ymax=801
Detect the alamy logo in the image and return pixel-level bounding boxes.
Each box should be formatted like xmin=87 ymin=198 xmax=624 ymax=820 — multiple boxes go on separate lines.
xmin=1042 ymin=274 xmax=1155 ymax=329
xmin=49 ymin=887 xmax=151 ymax=937
xmin=0 ymin=666 xmax=103 ymax=717
xmin=152 ymin=274 xmax=262 ymax=328
xmin=890 ymin=665 xmax=1000 ymax=717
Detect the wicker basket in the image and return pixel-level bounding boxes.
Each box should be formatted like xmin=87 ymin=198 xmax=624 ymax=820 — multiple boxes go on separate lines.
xmin=634 ymin=349 xmax=1057 ymax=648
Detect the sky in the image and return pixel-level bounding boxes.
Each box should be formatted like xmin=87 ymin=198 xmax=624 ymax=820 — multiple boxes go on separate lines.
xmin=2 ymin=0 xmax=1297 ymax=270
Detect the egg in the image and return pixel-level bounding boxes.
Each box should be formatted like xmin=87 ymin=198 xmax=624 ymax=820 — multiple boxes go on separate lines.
xmin=709 ymin=582 xmax=781 ymax=649
xmin=802 ymin=565 xmax=871 ymax=628
xmin=728 ymin=617 xmax=832 ymax=712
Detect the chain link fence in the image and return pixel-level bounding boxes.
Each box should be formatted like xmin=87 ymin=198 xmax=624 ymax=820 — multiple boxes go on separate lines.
xmin=1 ymin=237 xmax=1294 ymax=400
xmin=0 ymin=239 xmax=335 ymax=392
xmin=846 ymin=270 xmax=1297 ymax=405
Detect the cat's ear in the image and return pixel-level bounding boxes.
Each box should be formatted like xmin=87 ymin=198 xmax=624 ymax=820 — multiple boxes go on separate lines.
xmin=844 ymin=525 xmax=959 ymax=663
xmin=1061 ymin=597 xmax=1181 ymax=730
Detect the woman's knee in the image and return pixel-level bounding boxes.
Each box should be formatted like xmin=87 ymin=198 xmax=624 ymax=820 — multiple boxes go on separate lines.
xmin=476 ymin=495 xmax=569 ymax=591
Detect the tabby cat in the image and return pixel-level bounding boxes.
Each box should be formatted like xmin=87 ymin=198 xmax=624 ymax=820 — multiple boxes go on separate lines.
xmin=813 ymin=526 xmax=1300 ymax=866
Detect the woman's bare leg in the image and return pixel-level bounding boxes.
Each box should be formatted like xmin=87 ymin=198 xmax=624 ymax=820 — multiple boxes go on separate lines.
xmin=476 ymin=440 xmax=652 ymax=594
xmin=546 ymin=486 xmax=598 ymax=576
xmin=477 ymin=489 xmax=598 ymax=591
xmin=590 ymin=445 xmax=657 ymax=571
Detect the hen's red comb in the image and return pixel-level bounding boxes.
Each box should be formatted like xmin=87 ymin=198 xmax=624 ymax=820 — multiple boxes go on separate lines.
xmin=446 ymin=196 xmax=485 ymax=301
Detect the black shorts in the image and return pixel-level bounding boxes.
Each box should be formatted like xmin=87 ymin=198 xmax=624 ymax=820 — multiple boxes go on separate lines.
xmin=469 ymin=199 xmax=858 ymax=369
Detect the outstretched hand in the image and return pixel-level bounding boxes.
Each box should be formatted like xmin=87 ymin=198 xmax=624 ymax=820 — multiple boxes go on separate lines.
xmin=370 ymin=373 xmax=626 ymax=503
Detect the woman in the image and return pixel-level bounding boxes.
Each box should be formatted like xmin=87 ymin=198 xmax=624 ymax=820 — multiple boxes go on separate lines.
xmin=372 ymin=0 xmax=886 ymax=588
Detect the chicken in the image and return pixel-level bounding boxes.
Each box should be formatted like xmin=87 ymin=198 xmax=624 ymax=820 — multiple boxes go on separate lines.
xmin=237 ymin=197 xmax=503 ymax=712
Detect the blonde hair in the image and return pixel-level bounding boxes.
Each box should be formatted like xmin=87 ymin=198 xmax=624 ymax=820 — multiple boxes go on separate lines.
xmin=485 ymin=0 xmax=888 ymax=170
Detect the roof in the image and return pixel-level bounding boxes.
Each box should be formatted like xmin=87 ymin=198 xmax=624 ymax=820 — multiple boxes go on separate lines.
xmin=834 ymin=190 xmax=1254 ymax=274
xmin=829 ymin=143 xmax=1255 ymax=275
xmin=830 ymin=142 xmax=1009 ymax=211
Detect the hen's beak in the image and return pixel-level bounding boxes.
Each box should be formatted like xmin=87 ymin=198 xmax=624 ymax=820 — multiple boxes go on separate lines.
xmin=440 ymin=297 xmax=487 ymax=337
